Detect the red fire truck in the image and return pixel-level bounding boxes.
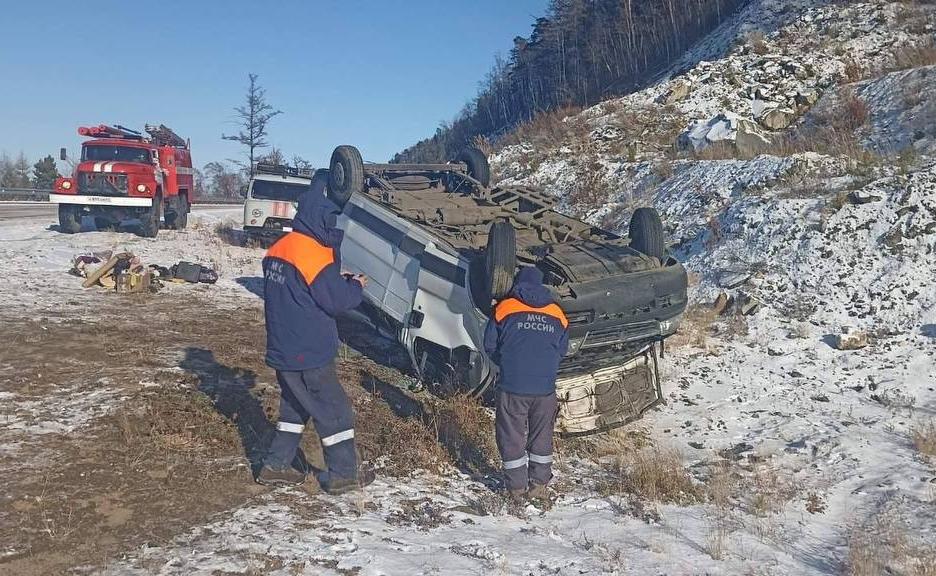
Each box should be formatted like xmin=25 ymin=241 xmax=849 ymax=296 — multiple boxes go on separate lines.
xmin=51 ymin=124 xmax=194 ymax=237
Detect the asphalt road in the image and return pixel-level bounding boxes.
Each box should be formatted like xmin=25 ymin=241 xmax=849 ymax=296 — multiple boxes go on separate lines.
xmin=0 ymin=202 xmax=240 ymax=223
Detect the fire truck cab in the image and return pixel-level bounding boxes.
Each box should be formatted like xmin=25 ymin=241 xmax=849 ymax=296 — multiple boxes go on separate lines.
xmin=51 ymin=124 xmax=194 ymax=238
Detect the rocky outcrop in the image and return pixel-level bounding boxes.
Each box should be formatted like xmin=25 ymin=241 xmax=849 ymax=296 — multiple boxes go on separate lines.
xmin=679 ymin=113 xmax=772 ymax=155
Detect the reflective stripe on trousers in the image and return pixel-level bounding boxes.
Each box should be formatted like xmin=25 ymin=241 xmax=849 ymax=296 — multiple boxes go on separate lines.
xmin=503 ymin=454 xmax=529 ymax=470
xmin=321 ymin=428 xmax=354 ymax=447
xmin=277 ymin=421 xmax=305 ymax=434
xmin=528 ymin=452 xmax=553 ymax=464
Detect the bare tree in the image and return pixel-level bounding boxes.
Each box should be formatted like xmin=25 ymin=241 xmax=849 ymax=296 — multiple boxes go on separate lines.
xmin=291 ymin=155 xmax=313 ymax=170
xmin=204 ymin=161 xmax=247 ymax=198
xmin=0 ymin=152 xmax=32 ymax=188
xmin=223 ymin=73 xmax=282 ymax=175
xmin=258 ymin=146 xmax=285 ymax=166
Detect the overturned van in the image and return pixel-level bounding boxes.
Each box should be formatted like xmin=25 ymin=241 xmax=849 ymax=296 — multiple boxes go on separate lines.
xmin=326 ymin=146 xmax=687 ymax=436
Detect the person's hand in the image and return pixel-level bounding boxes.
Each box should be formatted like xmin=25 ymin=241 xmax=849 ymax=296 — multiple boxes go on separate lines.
xmin=352 ymin=274 xmax=369 ymax=288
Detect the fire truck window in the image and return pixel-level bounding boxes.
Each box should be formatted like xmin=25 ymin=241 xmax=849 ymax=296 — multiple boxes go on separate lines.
xmin=82 ymin=145 xmax=152 ymax=164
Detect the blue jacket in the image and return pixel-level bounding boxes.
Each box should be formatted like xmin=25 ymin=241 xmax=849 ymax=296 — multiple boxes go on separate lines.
xmin=263 ymin=192 xmax=362 ymax=371
xmin=483 ymin=267 xmax=570 ymax=396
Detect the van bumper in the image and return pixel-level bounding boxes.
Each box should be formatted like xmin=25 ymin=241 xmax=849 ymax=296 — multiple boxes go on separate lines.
xmin=555 ymin=346 xmax=661 ymax=437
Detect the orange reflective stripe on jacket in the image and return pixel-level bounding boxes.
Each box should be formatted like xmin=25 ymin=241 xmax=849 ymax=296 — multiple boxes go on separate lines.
xmin=265 ymin=232 xmax=335 ymax=285
xmin=494 ymin=298 xmax=569 ymax=329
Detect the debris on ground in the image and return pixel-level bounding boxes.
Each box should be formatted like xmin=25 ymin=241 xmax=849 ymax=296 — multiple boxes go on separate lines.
xmin=168 ymin=261 xmax=219 ymax=284
xmin=833 ymin=326 xmax=869 ymax=350
xmin=70 ymin=254 xmax=219 ymax=293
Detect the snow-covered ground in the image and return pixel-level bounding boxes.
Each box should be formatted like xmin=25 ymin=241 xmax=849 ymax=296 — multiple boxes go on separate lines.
xmin=1 ymin=181 xmax=923 ymax=573
xmin=0 ymin=205 xmax=252 ymax=466
xmin=2 ymin=187 xmax=934 ymax=574
xmin=95 ymin=162 xmax=936 ymax=574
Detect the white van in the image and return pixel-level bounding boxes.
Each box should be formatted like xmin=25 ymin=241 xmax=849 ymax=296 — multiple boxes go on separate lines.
xmin=243 ymin=163 xmax=327 ymax=238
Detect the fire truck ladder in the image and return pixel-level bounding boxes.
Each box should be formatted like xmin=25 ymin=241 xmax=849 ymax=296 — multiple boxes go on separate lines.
xmin=145 ymin=124 xmax=187 ymax=148
xmin=77 ymin=124 xmax=144 ymax=140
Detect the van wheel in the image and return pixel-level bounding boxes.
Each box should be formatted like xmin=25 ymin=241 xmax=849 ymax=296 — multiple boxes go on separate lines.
xmin=485 ymin=220 xmax=516 ymax=301
xmin=139 ymin=195 xmax=161 ymax=238
xmin=58 ymin=205 xmax=81 ymax=234
xmin=328 ymin=146 xmax=364 ymax=207
xmin=456 ymin=147 xmax=491 ymax=188
xmin=310 ymin=169 xmax=329 ymax=196
xmin=629 ymin=207 xmax=664 ymax=260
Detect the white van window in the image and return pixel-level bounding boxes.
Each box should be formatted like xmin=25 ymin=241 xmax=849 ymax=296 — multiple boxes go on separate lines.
xmin=251 ymin=180 xmax=309 ymax=202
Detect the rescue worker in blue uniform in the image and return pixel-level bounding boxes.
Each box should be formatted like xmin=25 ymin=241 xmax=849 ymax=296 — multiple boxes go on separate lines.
xmin=484 ymin=267 xmax=569 ymax=501
xmin=256 ymin=190 xmax=370 ymax=495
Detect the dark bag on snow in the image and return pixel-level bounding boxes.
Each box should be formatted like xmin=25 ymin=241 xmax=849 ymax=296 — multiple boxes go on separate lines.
xmin=198 ymin=268 xmax=219 ymax=284
xmin=171 ymin=261 xmax=218 ymax=284
xmin=173 ymin=261 xmax=203 ymax=283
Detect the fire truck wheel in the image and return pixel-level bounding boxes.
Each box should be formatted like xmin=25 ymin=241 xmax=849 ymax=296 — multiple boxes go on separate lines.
xmin=139 ymin=195 xmax=161 ymax=238
xmin=94 ymin=216 xmax=117 ymax=231
xmin=176 ymin=196 xmax=189 ymax=229
xmin=166 ymin=195 xmax=188 ymax=230
xmin=58 ymin=205 xmax=81 ymax=234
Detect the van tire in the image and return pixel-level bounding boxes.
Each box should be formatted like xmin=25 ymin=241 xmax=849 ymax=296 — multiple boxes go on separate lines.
xmin=310 ymin=168 xmax=329 ymax=197
xmin=58 ymin=204 xmax=81 ymax=234
xmin=629 ymin=207 xmax=664 ymax=260
xmin=456 ymin=147 xmax=491 ymax=188
xmin=486 ymin=220 xmax=516 ymax=301
xmin=328 ymin=146 xmax=364 ymax=207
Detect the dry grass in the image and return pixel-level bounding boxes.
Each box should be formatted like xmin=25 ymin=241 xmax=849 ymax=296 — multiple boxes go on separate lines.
xmin=746 ymin=462 xmax=796 ymax=517
xmin=429 ymin=394 xmax=499 ymax=476
xmin=599 ymin=446 xmax=702 ymax=505
xmin=847 ymin=510 xmax=936 ymax=576
xmin=887 ymin=38 xmax=936 ymax=73
xmin=706 ymin=518 xmax=730 ymax=560
xmin=561 ymin=427 xmax=652 ymax=460
xmin=115 ymin=385 xmax=242 ymax=468
xmin=704 ymin=459 xmax=798 ymax=515
xmin=745 ymin=30 xmax=769 ymax=55
xmin=911 ymin=420 xmax=936 ymax=462
xmin=566 ymin=153 xmax=611 ymax=211
xmin=471 ymin=134 xmax=494 ymax=157
xmin=843 ymin=57 xmax=866 ymax=83
xmin=501 ymin=105 xmax=586 ymax=151
xmin=350 ymin=388 xmax=450 ymax=476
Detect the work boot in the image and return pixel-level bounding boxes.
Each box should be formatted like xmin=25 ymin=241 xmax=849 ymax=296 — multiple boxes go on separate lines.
xmin=256 ymin=465 xmax=305 ymax=487
xmin=507 ymin=487 xmax=527 ymax=505
xmin=321 ymin=464 xmax=377 ymax=496
xmin=527 ymin=483 xmax=549 ymax=503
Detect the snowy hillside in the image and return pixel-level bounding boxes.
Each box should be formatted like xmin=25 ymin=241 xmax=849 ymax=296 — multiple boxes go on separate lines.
xmin=2 ymin=1 xmax=935 ymax=575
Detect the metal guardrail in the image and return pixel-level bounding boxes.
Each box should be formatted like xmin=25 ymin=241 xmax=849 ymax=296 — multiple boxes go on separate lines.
xmin=0 ymin=188 xmax=50 ymax=201
xmin=0 ymin=188 xmax=242 ymax=205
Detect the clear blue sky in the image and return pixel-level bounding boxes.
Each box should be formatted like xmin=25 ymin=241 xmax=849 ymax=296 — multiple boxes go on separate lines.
xmin=0 ymin=0 xmax=546 ymax=171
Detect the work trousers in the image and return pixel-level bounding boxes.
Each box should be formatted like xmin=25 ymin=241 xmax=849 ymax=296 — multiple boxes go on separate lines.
xmin=495 ymin=390 xmax=558 ymax=491
xmin=263 ymin=362 xmax=357 ymax=480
